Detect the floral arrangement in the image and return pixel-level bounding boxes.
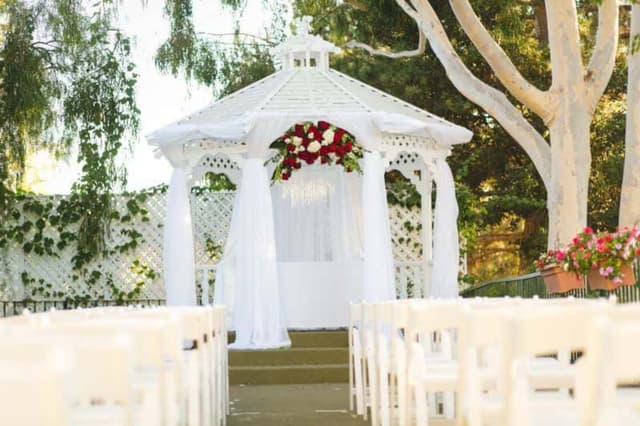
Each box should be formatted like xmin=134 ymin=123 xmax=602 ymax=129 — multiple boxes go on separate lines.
xmin=536 ymin=226 xmax=640 ymax=284
xmin=269 ymin=121 xmax=364 ymax=182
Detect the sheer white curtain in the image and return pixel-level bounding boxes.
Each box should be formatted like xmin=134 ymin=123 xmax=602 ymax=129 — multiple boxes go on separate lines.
xmin=271 ymin=165 xmax=362 ymax=262
xmin=163 ymin=167 xmax=196 ymax=306
xmin=362 ymin=152 xmax=396 ymax=302
xmin=218 ymin=159 xmax=290 ymax=349
xmin=430 ymin=157 xmax=460 ymax=298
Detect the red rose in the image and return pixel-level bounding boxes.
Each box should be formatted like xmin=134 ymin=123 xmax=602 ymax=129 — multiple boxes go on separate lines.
xmin=328 ymin=144 xmax=337 ymax=153
xmin=319 ymin=146 xmax=329 ymax=156
xmin=303 ymin=153 xmax=317 ymax=165
xmin=282 ymin=172 xmax=289 ymax=181
xmin=307 ymin=125 xmax=321 ymax=141
xmin=335 ymin=146 xmax=345 ymax=157
xmin=298 ymin=151 xmax=309 ymax=163
xmin=294 ymin=162 xmax=302 ymax=169
xmin=317 ymin=121 xmax=330 ymax=130
xmin=344 ymin=142 xmax=353 ymax=152
xmin=302 ymin=138 xmax=310 ymax=148
xmin=321 ymin=156 xmax=328 ymax=164
xmin=287 ymin=144 xmax=296 ymax=152
xmin=287 ymin=157 xmax=297 ymax=167
xmin=333 ymin=129 xmax=346 ymax=143
xmin=294 ymin=124 xmax=305 ymax=137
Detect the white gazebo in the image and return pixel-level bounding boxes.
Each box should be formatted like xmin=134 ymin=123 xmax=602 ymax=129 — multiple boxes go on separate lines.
xmin=148 ymin=19 xmax=472 ymax=349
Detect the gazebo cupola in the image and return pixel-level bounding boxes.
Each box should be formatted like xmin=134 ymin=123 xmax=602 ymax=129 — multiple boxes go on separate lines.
xmin=271 ymin=16 xmax=340 ymax=70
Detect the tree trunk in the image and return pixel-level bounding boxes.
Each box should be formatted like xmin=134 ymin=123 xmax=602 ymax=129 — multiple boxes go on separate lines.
xmin=547 ymin=106 xmax=592 ymax=248
xmin=620 ymin=4 xmax=640 ymax=227
xmin=545 ymin=0 xmax=591 ymax=247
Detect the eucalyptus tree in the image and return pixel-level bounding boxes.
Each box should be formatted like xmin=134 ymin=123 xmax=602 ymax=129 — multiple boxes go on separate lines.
xmin=620 ymin=2 xmax=640 ymax=227
xmin=348 ymin=0 xmax=620 ymax=249
xmin=0 ymin=0 xmax=139 ymax=255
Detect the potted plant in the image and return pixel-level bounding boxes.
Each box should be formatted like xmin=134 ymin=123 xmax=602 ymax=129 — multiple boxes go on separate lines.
xmin=583 ymin=227 xmax=639 ymax=290
xmin=536 ymin=249 xmax=583 ymax=294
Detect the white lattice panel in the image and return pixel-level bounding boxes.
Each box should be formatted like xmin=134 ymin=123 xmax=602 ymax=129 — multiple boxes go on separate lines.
xmin=0 ymin=189 xmax=425 ymax=301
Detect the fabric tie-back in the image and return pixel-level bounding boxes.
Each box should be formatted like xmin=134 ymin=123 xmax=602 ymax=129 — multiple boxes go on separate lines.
xmin=221 ymin=158 xmax=291 ymax=349
xmin=362 ymin=151 xmax=395 ymax=302
xmin=163 ymin=167 xmax=196 ymax=305
xmin=430 ymin=157 xmax=460 ymax=298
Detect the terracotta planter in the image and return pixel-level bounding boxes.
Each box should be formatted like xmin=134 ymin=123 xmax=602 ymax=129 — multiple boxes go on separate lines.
xmin=587 ymin=264 xmax=636 ymax=291
xmin=541 ymin=265 xmax=584 ymax=294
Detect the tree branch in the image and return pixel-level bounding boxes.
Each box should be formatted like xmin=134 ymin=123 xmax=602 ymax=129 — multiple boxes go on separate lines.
xmin=395 ymin=0 xmax=551 ymax=188
xmin=344 ymin=30 xmax=426 ymax=58
xmin=585 ymin=0 xmax=619 ymax=112
xmin=198 ymin=32 xmax=276 ymax=46
xmin=448 ymin=0 xmax=552 ymax=120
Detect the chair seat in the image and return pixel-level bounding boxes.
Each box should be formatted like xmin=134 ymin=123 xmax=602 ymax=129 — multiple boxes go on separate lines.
xmin=70 ymin=405 xmax=127 ymax=426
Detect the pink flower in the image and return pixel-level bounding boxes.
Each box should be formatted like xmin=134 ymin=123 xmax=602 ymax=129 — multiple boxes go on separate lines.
xmin=584 ymin=227 xmax=594 ymax=235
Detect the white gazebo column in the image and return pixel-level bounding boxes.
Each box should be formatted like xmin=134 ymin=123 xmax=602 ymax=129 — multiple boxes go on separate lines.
xmin=430 ymin=156 xmax=460 ymax=299
xmin=227 ymin=158 xmax=290 ymax=349
xmin=163 ymin=167 xmax=197 ymax=306
xmin=418 ymin=171 xmax=433 ymax=297
xmin=362 ymin=151 xmax=396 ymax=302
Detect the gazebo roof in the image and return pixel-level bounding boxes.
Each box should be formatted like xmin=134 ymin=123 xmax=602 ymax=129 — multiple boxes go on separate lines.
xmin=147 ymin=21 xmax=472 ymax=151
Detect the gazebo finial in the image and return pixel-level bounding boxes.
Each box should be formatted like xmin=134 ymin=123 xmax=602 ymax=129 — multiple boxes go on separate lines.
xmin=295 ymin=15 xmax=313 ymax=36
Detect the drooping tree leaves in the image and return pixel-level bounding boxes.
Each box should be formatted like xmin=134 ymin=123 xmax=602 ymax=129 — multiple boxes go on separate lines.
xmin=0 ymin=0 xmax=139 ymax=261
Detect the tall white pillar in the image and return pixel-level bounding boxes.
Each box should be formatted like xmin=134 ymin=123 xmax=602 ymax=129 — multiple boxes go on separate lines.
xmin=419 ymin=171 xmax=433 ymax=297
xmin=163 ymin=167 xmax=197 ymax=305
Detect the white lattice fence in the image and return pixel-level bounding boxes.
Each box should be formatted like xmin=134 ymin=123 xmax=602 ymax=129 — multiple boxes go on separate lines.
xmin=0 ymin=190 xmax=425 ymax=301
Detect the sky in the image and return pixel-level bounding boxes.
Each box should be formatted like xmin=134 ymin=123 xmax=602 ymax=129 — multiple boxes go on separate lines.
xmin=27 ymin=0 xmax=276 ymax=194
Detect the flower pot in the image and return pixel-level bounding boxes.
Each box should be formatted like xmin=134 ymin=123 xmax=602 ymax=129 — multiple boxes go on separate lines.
xmin=541 ymin=265 xmax=584 ymax=294
xmin=587 ymin=264 xmax=636 ymax=291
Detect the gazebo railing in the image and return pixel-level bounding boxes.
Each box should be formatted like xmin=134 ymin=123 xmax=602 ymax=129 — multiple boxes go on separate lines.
xmin=0 ymin=299 xmax=166 ymax=318
xmin=460 ymin=261 xmax=640 ymax=303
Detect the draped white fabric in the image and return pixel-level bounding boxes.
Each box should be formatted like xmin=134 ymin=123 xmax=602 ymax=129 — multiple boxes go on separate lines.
xmin=163 ymin=168 xmax=197 ymax=306
xmin=223 ymin=159 xmax=291 ymax=349
xmin=271 ymin=165 xmax=363 ymax=262
xmin=149 ymin=111 xmax=474 ymax=160
xmin=430 ymin=157 xmax=460 ymax=298
xmin=362 ymin=152 xmax=396 ymax=302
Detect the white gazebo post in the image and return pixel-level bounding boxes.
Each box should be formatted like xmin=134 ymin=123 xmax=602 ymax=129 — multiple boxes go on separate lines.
xmin=163 ymin=159 xmax=197 ymax=306
xmin=418 ymin=168 xmax=434 ymax=297
xmin=430 ymin=154 xmax=460 ymax=299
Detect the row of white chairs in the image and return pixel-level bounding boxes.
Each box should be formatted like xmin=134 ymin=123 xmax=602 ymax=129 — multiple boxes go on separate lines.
xmin=0 ymin=304 xmax=229 ymax=426
xmin=349 ymin=297 xmax=640 ymax=426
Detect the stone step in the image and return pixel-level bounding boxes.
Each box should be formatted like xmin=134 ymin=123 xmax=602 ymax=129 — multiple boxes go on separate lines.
xmin=230 ymin=347 xmax=348 ymax=367
xmin=229 ymin=364 xmax=349 ymax=385
xmin=228 ymin=330 xmax=348 ymax=348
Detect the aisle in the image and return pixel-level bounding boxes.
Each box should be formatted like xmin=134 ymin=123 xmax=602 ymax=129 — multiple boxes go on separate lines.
xmin=227 ymin=383 xmax=368 ymax=426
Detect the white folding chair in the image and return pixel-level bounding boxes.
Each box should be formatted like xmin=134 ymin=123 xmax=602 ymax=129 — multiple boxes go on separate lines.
xmin=363 ymin=303 xmax=381 ymax=425
xmin=374 ymin=302 xmax=394 ymax=426
xmin=406 ymin=300 xmax=465 ymax=426
xmin=0 ymin=360 xmax=71 ymax=426
xmin=580 ymin=318 xmax=640 ymax=426
xmin=349 ymin=302 xmax=366 ymax=417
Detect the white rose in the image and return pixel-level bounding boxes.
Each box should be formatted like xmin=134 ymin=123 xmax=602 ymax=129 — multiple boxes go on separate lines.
xmin=284 ymin=137 xmax=291 ymax=143
xmin=292 ymin=136 xmax=302 ymax=146
xmin=308 ymin=132 xmax=315 ymax=140
xmin=323 ymin=129 xmax=334 ymax=144
xmin=307 ymin=141 xmax=322 ymax=153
